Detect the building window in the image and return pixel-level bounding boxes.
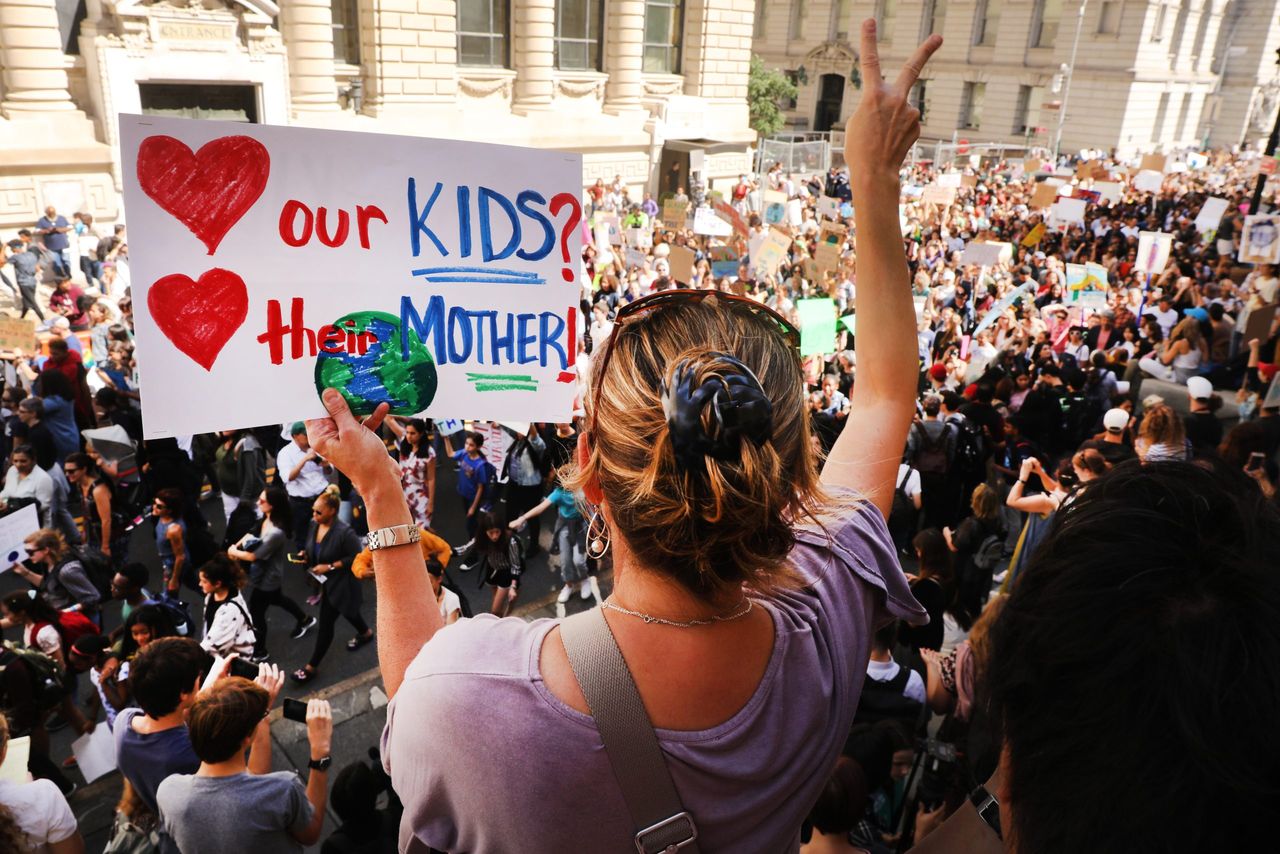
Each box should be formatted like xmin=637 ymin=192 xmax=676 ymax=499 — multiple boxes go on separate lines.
xmin=1152 ymin=91 xmax=1170 ymax=141
xmin=1097 ymin=0 xmax=1121 ymax=34
xmin=1190 ymin=3 xmax=1211 ymax=62
xmin=458 ymin=0 xmax=509 ymax=67
xmin=1013 ymin=84 xmax=1044 ymax=133
xmin=910 ymin=79 xmax=928 ymax=122
xmin=960 ymin=81 xmax=985 ymax=129
xmin=332 ymin=0 xmax=361 ymax=65
xmin=783 ymin=70 xmax=800 ymax=110
xmin=643 ymin=0 xmax=683 ymax=73
xmin=1150 ymin=2 xmax=1167 ymax=41
xmin=1031 ymin=0 xmax=1063 ymax=48
xmin=921 ymin=0 xmax=946 ymax=39
xmin=973 ymin=0 xmax=999 ymax=45
xmin=833 ymin=0 xmax=853 ymax=40
xmin=1173 ymin=91 xmax=1191 ymax=139
xmin=788 ymin=1 xmax=806 ymax=40
xmin=875 ymin=0 xmax=896 ymax=36
xmin=1168 ymin=0 xmax=1190 ymax=65
xmin=555 ymin=0 xmax=604 ymax=70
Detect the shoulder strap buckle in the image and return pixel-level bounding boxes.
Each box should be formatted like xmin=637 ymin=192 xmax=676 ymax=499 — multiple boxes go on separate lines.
xmin=635 ymin=811 xmax=698 ymax=853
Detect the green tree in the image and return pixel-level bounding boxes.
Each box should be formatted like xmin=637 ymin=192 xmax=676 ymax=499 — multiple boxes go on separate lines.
xmin=747 ymin=55 xmax=798 ymax=138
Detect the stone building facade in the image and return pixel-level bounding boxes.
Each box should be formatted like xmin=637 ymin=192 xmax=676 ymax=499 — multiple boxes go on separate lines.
xmin=0 ymin=0 xmax=758 ymax=230
xmin=753 ymin=0 xmax=1278 ymax=158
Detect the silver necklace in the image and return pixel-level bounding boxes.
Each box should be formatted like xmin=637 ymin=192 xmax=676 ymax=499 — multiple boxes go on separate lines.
xmin=602 ymin=596 xmax=754 ymax=628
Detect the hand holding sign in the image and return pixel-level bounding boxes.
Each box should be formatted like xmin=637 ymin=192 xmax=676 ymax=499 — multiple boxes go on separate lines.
xmin=844 ymin=21 xmax=942 ymax=190
xmin=306 ymin=389 xmax=396 ymax=496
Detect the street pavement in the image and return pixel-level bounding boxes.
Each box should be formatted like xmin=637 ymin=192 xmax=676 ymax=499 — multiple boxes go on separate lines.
xmin=0 ymin=457 xmax=610 ymax=852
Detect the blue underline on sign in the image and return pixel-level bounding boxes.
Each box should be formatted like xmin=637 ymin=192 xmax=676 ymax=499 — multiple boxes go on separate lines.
xmin=412 ymin=266 xmax=542 ymax=280
xmin=415 ymin=276 xmax=548 ymax=285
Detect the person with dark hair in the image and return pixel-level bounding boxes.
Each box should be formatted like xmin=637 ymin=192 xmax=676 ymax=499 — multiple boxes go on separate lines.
xmin=0 ymin=443 xmax=54 ymax=527
xmin=196 ymin=555 xmax=256 ymax=658
xmin=801 ymin=755 xmax=877 ymax=853
xmin=451 ymin=430 xmax=495 ymax=538
xmin=93 ymin=386 xmax=142 ymax=442
xmin=39 ymin=342 xmax=94 ymax=433
xmin=455 ymin=510 xmax=525 ymax=617
xmin=945 ymin=483 xmax=1006 ymax=618
xmin=114 ymin=637 xmax=208 ymax=817
xmin=277 ymin=422 xmax=334 ymax=550
xmin=151 ymin=488 xmax=190 ymax=593
xmin=501 ymin=423 xmax=548 ymax=557
xmin=913 ymin=462 xmax=1280 ymax=853
xmin=297 ymin=26 xmax=942 ymax=851
xmin=0 ymin=712 xmax=82 ymax=853
xmin=13 ymin=397 xmax=57 ymax=472
xmin=385 ymin=416 xmax=436 ymax=530
xmin=322 ymin=751 xmax=403 ymax=854
xmin=900 ymin=528 xmax=952 ymax=653
xmin=292 ymin=487 xmax=370 ymax=683
xmin=64 ymin=451 xmax=124 ymax=559
xmin=110 ymin=562 xmax=152 ymax=629
xmin=227 ymin=488 xmax=315 ymax=660
xmin=511 ymin=482 xmax=593 ymax=607
xmin=4 ymin=237 xmax=45 ymax=319
xmin=8 ymin=528 xmax=99 ymax=618
xmin=906 ymin=395 xmax=958 ymax=529
xmin=157 ymin=677 xmax=331 ymax=854
xmin=855 ymin=621 xmax=924 ymax=727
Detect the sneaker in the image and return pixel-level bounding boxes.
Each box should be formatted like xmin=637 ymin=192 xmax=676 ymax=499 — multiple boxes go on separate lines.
xmin=291 ymin=616 xmax=318 ymax=640
xmin=579 ymin=579 xmax=592 ymax=600
xmin=247 ymin=651 xmax=270 ymax=665
xmin=557 ymin=584 xmax=574 ymax=604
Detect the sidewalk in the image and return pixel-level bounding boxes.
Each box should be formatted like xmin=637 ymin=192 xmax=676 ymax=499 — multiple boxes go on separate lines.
xmin=71 ymin=568 xmax=613 ymax=853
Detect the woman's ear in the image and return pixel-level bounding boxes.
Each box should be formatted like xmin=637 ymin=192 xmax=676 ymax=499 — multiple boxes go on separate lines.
xmin=576 ymin=432 xmax=604 ymax=506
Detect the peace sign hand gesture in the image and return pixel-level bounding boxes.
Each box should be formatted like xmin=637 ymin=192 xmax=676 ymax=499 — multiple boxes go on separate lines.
xmin=844 ymin=20 xmax=942 ymax=191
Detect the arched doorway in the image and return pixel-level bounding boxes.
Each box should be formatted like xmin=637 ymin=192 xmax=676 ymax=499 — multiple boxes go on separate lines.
xmin=814 ymin=73 xmax=845 ymax=133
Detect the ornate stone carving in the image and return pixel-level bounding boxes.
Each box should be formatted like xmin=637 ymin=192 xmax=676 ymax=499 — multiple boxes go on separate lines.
xmin=458 ymin=75 xmax=514 ymax=99
xmin=556 ymin=76 xmax=606 ymax=99
xmin=643 ymin=78 xmax=682 ymax=96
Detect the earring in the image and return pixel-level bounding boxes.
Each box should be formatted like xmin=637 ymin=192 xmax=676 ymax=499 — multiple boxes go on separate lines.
xmin=587 ymin=509 xmax=611 ymax=559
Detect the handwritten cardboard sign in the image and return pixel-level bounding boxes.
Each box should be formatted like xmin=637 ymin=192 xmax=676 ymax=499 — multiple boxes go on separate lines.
xmin=1066 ymin=262 xmax=1108 ymax=309
xmin=662 ymin=199 xmax=688 ymax=229
xmin=1139 ymin=153 xmax=1167 ymax=174
xmin=817 ymin=196 xmax=842 ymax=220
xmin=936 ymin=173 xmax=962 ymax=189
xmin=921 ymin=186 xmax=957 ymax=206
xmin=1240 ymin=215 xmax=1280 ymax=264
xmin=120 ymin=114 xmax=581 ymax=438
xmin=668 ymin=245 xmax=696 ymax=284
xmin=708 ymin=244 xmax=741 ymax=278
xmin=1133 ymin=170 xmax=1164 ymax=194
xmin=1030 ymin=182 xmax=1059 ymax=209
xmin=1194 ymin=196 xmax=1229 ymax=234
xmin=694 ymin=206 xmax=732 ymax=236
xmin=1135 ymin=231 xmax=1173 ymax=273
xmin=962 ymin=241 xmax=1012 ymax=267
xmin=0 ymin=316 xmax=36 ymax=352
xmin=763 ymin=190 xmax=787 ymax=225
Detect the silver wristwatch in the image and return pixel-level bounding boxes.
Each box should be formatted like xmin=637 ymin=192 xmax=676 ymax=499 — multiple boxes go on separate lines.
xmin=366 ymin=524 xmax=421 ymax=551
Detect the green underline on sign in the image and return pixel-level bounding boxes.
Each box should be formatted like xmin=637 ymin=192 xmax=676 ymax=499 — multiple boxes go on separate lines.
xmin=473 ymin=382 xmax=539 ymax=392
xmin=465 ymin=373 xmax=535 ymax=382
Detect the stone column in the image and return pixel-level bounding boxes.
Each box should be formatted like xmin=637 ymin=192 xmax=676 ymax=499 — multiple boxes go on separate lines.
xmin=0 ymin=0 xmax=75 ymax=116
xmin=605 ymin=0 xmax=645 ymax=112
xmin=279 ymin=0 xmax=341 ymax=112
xmin=512 ymin=0 xmax=556 ymax=111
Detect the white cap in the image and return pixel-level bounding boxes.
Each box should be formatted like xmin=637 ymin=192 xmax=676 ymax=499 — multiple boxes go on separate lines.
xmin=1103 ymin=408 xmax=1130 ymax=432
xmin=1186 ymin=376 xmax=1213 ymax=400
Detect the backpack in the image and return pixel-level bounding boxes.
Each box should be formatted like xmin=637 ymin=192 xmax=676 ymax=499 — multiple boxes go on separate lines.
xmin=912 ymin=422 xmax=951 ymax=476
xmin=887 ymin=467 xmax=919 ymax=552
xmin=854 ymin=664 xmax=924 ymax=727
xmin=70 ymin=547 xmax=114 ymax=600
xmin=33 ymin=611 xmax=99 ymax=647
xmin=0 ymin=642 xmax=66 ymax=710
xmin=141 ymin=592 xmax=193 ymax=638
xmin=949 ymin=416 xmax=986 ymax=481
xmin=972 ymin=532 xmax=1005 ymax=572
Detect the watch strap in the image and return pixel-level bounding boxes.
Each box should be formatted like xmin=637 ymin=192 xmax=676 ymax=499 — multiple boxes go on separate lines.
xmin=366 ymin=524 xmax=421 ymax=551
xmin=968 ymin=784 xmax=1002 ymax=840
xmin=307 ymin=756 xmax=332 ymax=771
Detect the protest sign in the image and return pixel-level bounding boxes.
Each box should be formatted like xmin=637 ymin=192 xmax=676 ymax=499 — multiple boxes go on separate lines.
xmin=763 ymin=190 xmax=787 ymax=225
xmin=974 ymin=282 xmax=1035 ymax=334
xmin=817 ymin=196 xmax=842 ymax=220
xmin=814 ymin=241 xmax=841 ymax=273
xmin=1076 ymin=160 xmax=1099 ymax=180
xmin=1260 ymin=156 xmax=1277 ymax=176
xmin=818 ymin=221 xmax=848 ymax=247
xmin=662 ymin=199 xmax=688 ymax=229
xmin=961 ymin=174 xmax=978 ymax=188
xmin=71 ymin=722 xmax=117 ymax=783
xmin=1030 ymin=182 xmax=1059 ymax=209
xmin=796 ymin=298 xmax=837 ymax=356
xmin=712 ymin=198 xmax=750 ymax=239
xmin=624 ymin=247 xmax=648 ymax=269
xmin=1050 ymin=198 xmax=1088 ymax=225
xmin=1194 ymin=196 xmax=1230 ymax=234
xmin=1024 ymin=158 xmax=1042 ymax=174
xmin=1186 ymin=152 xmax=1208 ymax=170
xmin=751 ymin=228 xmax=790 ymax=278
xmin=962 ymin=242 xmax=1012 ymax=267
xmin=1240 ymin=215 xmax=1280 ymax=264
xmin=937 ymin=173 xmax=962 ymax=189
xmin=1066 ymin=263 xmax=1108 ymax=309
xmin=473 ymin=420 xmax=515 ymax=482
xmin=0 ymin=316 xmax=36 ymax=352
xmin=1264 ymin=374 xmax=1280 ymax=411
xmin=1243 ymin=302 xmax=1278 ymax=343
xmin=1074 ymin=189 xmax=1101 ymax=205
xmin=668 ymin=245 xmax=696 ymax=284
xmin=0 ymin=736 xmax=29 ymax=783
xmin=708 ymin=244 xmax=741 ymax=278
xmin=120 ymin=114 xmax=581 ymax=437
xmin=0 ymin=503 xmax=37 ymax=569
xmin=1133 ymin=170 xmax=1164 ymax=193
xmin=1135 ymin=231 xmax=1173 ymax=273
xmin=694 ymin=206 xmax=732 ymax=236
xmin=626 ymin=227 xmax=652 ymax=249
xmin=435 ymin=418 xmax=464 ymax=437
xmin=921 ymin=186 xmax=957 ymax=206
xmin=1139 ymin=153 xmax=1167 ymax=174
xmin=1021 ymin=223 xmax=1046 ymax=246
xmin=1094 ymin=181 xmax=1123 ymax=205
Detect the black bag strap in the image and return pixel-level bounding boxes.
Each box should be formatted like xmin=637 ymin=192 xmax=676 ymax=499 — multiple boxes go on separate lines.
xmin=560 ymin=608 xmax=700 ymax=854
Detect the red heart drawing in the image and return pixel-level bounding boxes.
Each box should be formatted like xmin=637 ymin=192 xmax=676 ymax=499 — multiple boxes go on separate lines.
xmin=147 ymin=269 xmax=249 ymax=371
xmin=137 ymin=135 xmax=270 ymax=255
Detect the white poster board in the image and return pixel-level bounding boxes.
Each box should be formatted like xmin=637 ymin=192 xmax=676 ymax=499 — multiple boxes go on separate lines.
xmin=817 ymin=196 xmax=842 ymax=220
xmin=1133 ymin=170 xmax=1164 ymax=193
xmin=71 ymin=723 xmax=118 ymax=783
xmin=120 ymin=115 xmax=581 ymax=438
xmin=1050 ymin=198 xmax=1088 ymax=225
xmin=1136 ymin=231 xmax=1174 ymax=273
xmin=1240 ymin=215 xmax=1280 ymax=264
xmin=936 ymin=172 xmax=963 ymax=188
xmin=1194 ymin=196 xmax=1230 ymax=234
xmin=961 ymin=241 xmax=1012 ymax=267
xmin=0 ymin=503 xmax=38 ymax=569
xmin=693 ymin=206 xmax=732 ymax=236
xmin=1094 ymin=181 xmax=1123 ymax=205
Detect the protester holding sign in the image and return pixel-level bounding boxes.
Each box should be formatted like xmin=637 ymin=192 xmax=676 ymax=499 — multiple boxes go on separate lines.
xmin=305 ymin=22 xmax=942 ymax=852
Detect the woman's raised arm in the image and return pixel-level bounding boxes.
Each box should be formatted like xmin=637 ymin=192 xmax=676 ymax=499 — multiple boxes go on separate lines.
xmin=822 ymin=21 xmax=942 ymax=517
xmin=306 ymin=390 xmax=441 ymax=699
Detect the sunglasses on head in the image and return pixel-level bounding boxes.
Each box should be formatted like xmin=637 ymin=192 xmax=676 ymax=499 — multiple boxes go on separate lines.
xmin=589 ymin=289 xmax=799 ymax=430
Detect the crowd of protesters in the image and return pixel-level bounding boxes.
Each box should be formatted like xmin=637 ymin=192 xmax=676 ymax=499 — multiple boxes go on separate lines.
xmin=0 ymin=27 xmax=1277 ymax=851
